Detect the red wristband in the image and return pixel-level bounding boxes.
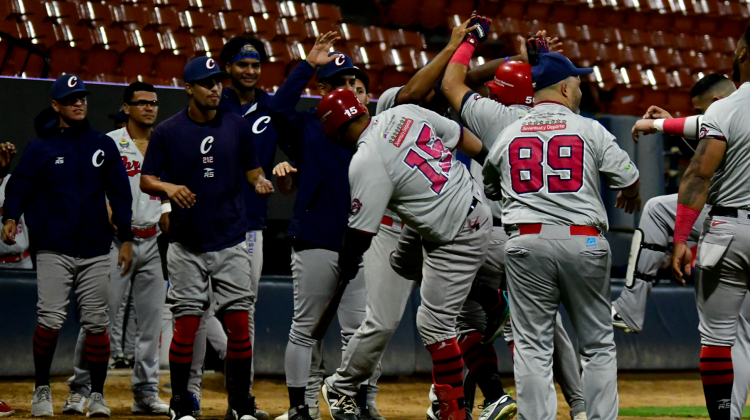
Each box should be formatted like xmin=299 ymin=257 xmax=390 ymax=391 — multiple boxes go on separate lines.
xmin=663 ymin=117 xmax=688 ymax=137
xmin=674 ymin=204 xmax=701 ymax=243
xmin=449 ymin=42 xmax=476 ymax=67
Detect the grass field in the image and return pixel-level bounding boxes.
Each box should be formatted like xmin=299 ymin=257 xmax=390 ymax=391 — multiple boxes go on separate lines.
xmin=0 ymin=371 xmax=740 ymax=419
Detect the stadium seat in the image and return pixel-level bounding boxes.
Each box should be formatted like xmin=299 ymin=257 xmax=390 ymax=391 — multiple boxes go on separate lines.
xmin=640 ymin=89 xmax=668 ymax=110
xmin=303 ymin=3 xmax=341 ymax=22
xmin=334 ymin=42 xmax=362 ymax=65
xmin=213 ymin=12 xmax=249 ymax=38
xmin=384 ymin=0 xmax=420 ymax=28
xmin=46 ymin=1 xmax=82 ymax=26
xmin=178 ymin=10 xmax=214 ymax=36
xmin=363 ymin=26 xmax=387 ymax=46
xmin=127 ymin=29 xmax=164 ymax=55
xmin=666 ymin=91 xmax=693 ymax=117
xmin=681 ymin=49 xmax=708 ymax=70
xmin=194 ymin=33 xmax=224 ymax=57
xmin=113 ymin=4 xmax=150 ymax=30
xmin=246 ymin=15 xmax=277 ymax=40
xmin=187 ymin=0 xmax=218 ymax=12
xmin=650 ymin=31 xmax=676 ymax=49
xmin=358 ymin=44 xmax=386 ymax=72
xmin=339 ymin=23 xmax=365 ymax=44
xmin=708 ymin=52 xmax=732 ymax=72
xmin=92 ymin=27 xmax=129 ymax=53
xmin=500 ymin=0 xmax=526 ymax=20
xmin=673 ymin=33 xmax=696 ymax=51
xmin=276 ymin=17 xmax=306 ymax=43
xmin=605 ymin=87 xmax=642 ymax=115
xmin=148 ymin=7 xmax=180 ymax=32
xmin=671 ymin=68 xmax=694 ymax=91
xmin=86 ymin=47 xmax=120 ymax=78
xmin=78 ymin=2 xmax=115 ymax=28
xmin=278 ymin=1 xmax=304 ymax=18
xmin=121 ymin=48 xmax=155 ymax=78
xmin=419 ymin=0 xmax=448 ymax=30
xmin=5 ymin=0 xmax=47 ymax=21
xmin=154 ymin=48 xmax=188 ymax=80
xmin=262 ymin=39 xmax=293 ymax=64
xmin=620 ymin=29 xmax=651 ymax=46
xmin=250 ymin=0 xmax=281 ymax=19
xmin=591 ymin=62 xmax=617 ymax=90
xmin=305 ymin=20 xmax=340 ymax=40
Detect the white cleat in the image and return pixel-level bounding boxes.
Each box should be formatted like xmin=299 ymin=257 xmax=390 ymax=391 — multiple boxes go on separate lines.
xmin=86 ymin=393 xmax=111 ymax=418
xmin=31 ymin=386 xmax=54 ymax=417
xmin=132 ymin=395 xmax=170 ymax=415
xmin=274 ymin=406 xmax=320 ymax=420
xmin=572 ymin=412 xmax=588 ymax=420
xmin=63 ymin=391 xmax=86 ymax=415
xmin=611 ymin=305 xmax=634 ymax=333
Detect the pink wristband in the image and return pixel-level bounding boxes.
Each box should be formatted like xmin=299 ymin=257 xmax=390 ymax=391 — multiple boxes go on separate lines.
xmin=449 ymin=42 xmax=476 ymax=67
xmin=674 ymin=204 xmax=701 ymax=243
xmin=663 ymin=117 xmax=688 ymax=137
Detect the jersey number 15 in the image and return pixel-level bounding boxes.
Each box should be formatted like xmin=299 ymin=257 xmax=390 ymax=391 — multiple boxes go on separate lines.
xmin=403 ymin=124 xmax=453 ymax=194
xmin=509 ymin=134 xmax=584 ymax=194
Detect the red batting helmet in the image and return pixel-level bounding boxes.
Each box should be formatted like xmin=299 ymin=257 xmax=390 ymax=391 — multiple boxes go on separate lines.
xmin=485 ymin=61 xmax=533 ymax=107
xmin=317 ymin=88 xmax=368 ymax=137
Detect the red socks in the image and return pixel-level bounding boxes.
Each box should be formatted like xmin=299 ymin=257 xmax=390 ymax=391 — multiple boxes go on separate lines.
xmin=427 ymin=338 xmax=466 ymax=420
xmin=223 ymin=311 xmax=253 ymax=405
xmin=169 ymin=315 xmax=201 ymax=397
xmin=33 ymin=325 xmax=59 ymax=388
xmin=700 ymin=346 xmax=733 ymax=419
xmin=86 ymin=332 xmax=110 ymax=394
xmin=459 ymin=332 xmax=498 ymax=375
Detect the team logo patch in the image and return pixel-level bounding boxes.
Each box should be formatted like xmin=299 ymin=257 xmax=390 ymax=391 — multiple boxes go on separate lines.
xmin=390 ymin=118 xmax=413 ymax=147
xmin=586 ymin=237 xmax=597 ymax=248
xmin=92 ymin=149 xmax=105 ymax=167
xmin=350 ymin=198 xmax=362 ymax=215
xmin=119 ymin=139 xmax=129 ymax=148
xmin=206 ymin=58 xmax=216 ymax=69
xmin=699 ymin=126 xmax=709 ymax=139
xmin=334 ymin=55 xmax=346 ymax=66
xmin=55 ymin=157 xmax=64 ymax=164
xmin=67 ymin=76 xmax=78 ymax=87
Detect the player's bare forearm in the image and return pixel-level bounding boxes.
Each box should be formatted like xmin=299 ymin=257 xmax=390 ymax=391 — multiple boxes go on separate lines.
xmin=246 ymin=167 xmax=274 ymax=198
xmin=140 ymin=175 xmax=196 ymax=209
xmin=457 ymin=128 xmax=483 ymax=157
xmin=677 ymin=138 xmax=726 ymax=211
xmin=442 ymin=62 xmax=472 ymax=114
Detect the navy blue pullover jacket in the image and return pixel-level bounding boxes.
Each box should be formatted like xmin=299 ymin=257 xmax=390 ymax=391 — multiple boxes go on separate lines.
xmin=2 ymin=107 xmax=134 ymax=258
xmin=268 ymin=61 xmax=353 ymax=252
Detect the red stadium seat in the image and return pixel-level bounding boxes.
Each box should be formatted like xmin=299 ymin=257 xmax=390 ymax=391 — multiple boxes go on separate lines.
xmin=525 ymin=2 xmax=551 ymax=21
xmin=46 ymin=1 xmax=83 ymax=26
xmin=384 ymin=0 xmax=420 ymax=28
xmin=605 ymin=87 xmax=642 ymax=115
xmin=363 ymin=26 xmax=387 ymax=46
xmin=16 ymin=20 xmax=58 ymax=49
xmin=671 ymin=68 xmax=694 ymax=91
xmin=672 ymin=15 xmax=695 ymax=34
xmin=121 ymin=48 xmax=155 ymax=78
xmin=126 ymin=29 xmax=164 ymax=55
xmin=303 ymin=3 xmax=342 ymax=22
xmin=278 ymin=1 xmax=304 ymax=18
xmin=707 ymin=52 xmax=732 ymax=72
xmin=500 ymin=0 xmax=526 ymax=20
xmin=305 ymin=20 xmax=340 ymax=40
xmin=86 ymin=47 xmax=120 ymax=78
xmin=246 ymin=15 xmax=277 ymax=40
xmin=276 ymin=17 xmax=306 ymax=43
xmin=640 ymin=89 xmax=668 ymax=110
xmin=666 ymin=91 xmax=693 ymax=117
xmin=187 ymin=0 xmax=218 ymax=12
xmin=620 ymin=29 xmax=651 ymax=46
xmin=250 ymin=0 xmax=281 ymax=18
xmin=359 ymin=44 xmax=386 ymax=72
xmin=256 ymin=60 xmax=286 ymax=91
xmin=681 ymin=49 xmax=708 ymax=70
xmin=178 ymin=10 xmax=214 ymax=36
xmin=419 ymin=0 xmax=448 ymax=30
xmin=335 ymin=42 xmax=363 ymax=65
xmin=147 ymin=7 xmax=179 ymax=32
xmin=78 ymin=2 xmax=115 ymax=28
xmin=154 ymin=49 xmax=188 ymax=79
xmin=5 ymin=0 xmax=48 ymax=21
xmin=92 ymin=27 xmax=130 ymax=53
xmin=113 ymin=4 xmax=150 ymax=30
xmin=339 ymin=23 xmax=365 ymax=44
xmin=213 ymin=12 xmax=250 ymax=38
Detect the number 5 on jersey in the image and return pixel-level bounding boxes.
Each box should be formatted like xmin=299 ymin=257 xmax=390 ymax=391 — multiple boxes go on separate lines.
xmin=509 ymin=134 xmax=584 ymax=194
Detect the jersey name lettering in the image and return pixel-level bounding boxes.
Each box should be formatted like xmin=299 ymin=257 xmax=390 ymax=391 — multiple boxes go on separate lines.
xmin=121 ymin=156 xmax=141 ymax=177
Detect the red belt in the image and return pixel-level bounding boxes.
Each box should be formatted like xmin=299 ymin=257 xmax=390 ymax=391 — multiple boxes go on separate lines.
xmin=381 ymin=216 xmax=405 ymax=228
xmin=0 ymin=250 xmax=30 ymax=264
xmin=133 ymin=226 xmax=158 ymax=239
xmin=518 ymin=224 xmax=601 ymax=236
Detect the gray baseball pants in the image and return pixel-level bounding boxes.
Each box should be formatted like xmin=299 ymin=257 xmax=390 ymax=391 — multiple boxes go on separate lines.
xmin=505 ymin=225 xmax=618 ymax=420
xmin=68 ymin=237 xmax=167 ymax=397
xmin=324 ymin=221 xmax=414 ymax=398
xmin=36 ymin=251 xmax=110 ymax=333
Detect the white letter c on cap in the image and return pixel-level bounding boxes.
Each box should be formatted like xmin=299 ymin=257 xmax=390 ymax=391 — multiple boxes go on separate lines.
xmin=206 ymin=58 xmax=216 ymax=69
xmin=334 ymin=55 xmax=345 ymax=66
xmin=67 ymin=76 xmax=78 ymax=87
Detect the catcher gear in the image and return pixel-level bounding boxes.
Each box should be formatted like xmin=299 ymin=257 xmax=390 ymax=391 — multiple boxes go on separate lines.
xmin=525 ymin=35 xmax=549 ymax=66
xmin=625 ymin=229 xmax=644 ymax=288
xmin=464 ymin=11 xmax=491 ymax=46
xmin=317 ymin=89 xmax=367 ymax=137
xmin=485 ymin=61 xmax=533 ymax=107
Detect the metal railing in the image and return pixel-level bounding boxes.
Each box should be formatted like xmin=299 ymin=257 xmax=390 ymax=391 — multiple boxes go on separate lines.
xmin=0 ymin=31 xmax=49 ymax=78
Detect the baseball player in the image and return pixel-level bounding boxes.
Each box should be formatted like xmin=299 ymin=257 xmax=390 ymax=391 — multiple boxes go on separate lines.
xmin=183 ymin=35 xmax=279 ymax=420
xmin=483 ymin=53 xmax=642 ymax=420
xmin=64 ymin=82 xmax=169 ymax=415
xmin=441 ymin=38 xmax=587 ymax=419
xmin=1 ymin=74 xmax=135 ymax=417
xmin=139 ymin=56 xmax=274 ymax=420
xmin=670 ymin=25 xmax=750 ymax=419
xmin=266 ymin=32 xmax=381 ymax=420
xmin=0 ymin=142 xmax=32 ymax=270
xmin=613 ymin=73 xmax=737 ymax=334
xmin=316 ymin=87 xmax=492 ymax=420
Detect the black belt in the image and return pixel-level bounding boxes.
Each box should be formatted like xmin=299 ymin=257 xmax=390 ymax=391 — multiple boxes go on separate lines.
xmin=709 ymin=206 xmax=740 ymax=218
xmin=493 ymin=217 xmax=502 ymax=227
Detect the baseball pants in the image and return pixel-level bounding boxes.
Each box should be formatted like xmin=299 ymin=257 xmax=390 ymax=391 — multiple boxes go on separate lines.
xmin=324 ymin=220 xmax=414 ymax=399
xmin=36 ymin=251 xmax=110 ymax=333
xmin=68 ymin=237 xmax=167 ymax=397
xmin=285 ymin=247 xmax=380 ymax=395
xmin=612 ymin=194 xmax=707 ymax=333
xmin=167 ymin=241 xmax=253 ymax=317
xmin=506 ymin=225 xmax=618 ymax=420
xmin=459 ymin=227 xmax=585 ymax=417
xmin=189 ymin=230 xmax=263 ymax=396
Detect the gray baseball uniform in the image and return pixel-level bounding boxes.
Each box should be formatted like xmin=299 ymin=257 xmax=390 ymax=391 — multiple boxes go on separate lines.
xmin=484 ymin=101 xmax=640 ymax=420
xmin=459 ymin=93 xmax=585 ymax=416
xmin=0 ymin=176 xmax=32 ymax=269
xmin=68 ymin=128 xmax=167 ymax=398
xmin=348 ymin=103 xmax=491 ymax=345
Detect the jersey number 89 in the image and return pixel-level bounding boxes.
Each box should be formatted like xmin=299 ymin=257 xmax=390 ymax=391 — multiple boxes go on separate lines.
xmin=509 ymin=134 xmax=584 ymax=194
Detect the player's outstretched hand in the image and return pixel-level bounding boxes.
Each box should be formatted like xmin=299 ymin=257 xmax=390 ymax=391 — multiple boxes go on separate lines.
xmin=306 ymin=31 xmax=341 ymax=68
xmin=118 ymin=241 xmax=133 ymax=276
xmin=164 ymin=184 xmax=196 ymax=209
xmin=255 ymin=178 xmax=274 ymax=198
xmin=615 ymin=191 xmax=642 ymax=214
xmin=0 ymin=142 xmax=17 ymax=169
xmin=643 ymin=105 xmax=672 ymax=120
xmin=273 ymin=161 xmax=297 ymax=179
xmin=631 ymin=119 xmax=658 ymax=142
xmin=670 ymin=242 xmax=691 ymax=286
xmin=1 ymin=219 xmax=16 ymax=245
xmin=448 ymin=18 xmax=478 ymax=49
xmin=463 ymin=11 xmax=491 ymax=46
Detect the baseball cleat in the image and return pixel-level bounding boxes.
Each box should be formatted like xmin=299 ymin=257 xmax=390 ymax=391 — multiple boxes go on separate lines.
xmin=478 ymin=394 xmax=516 ymax=420
xmin=571 ymin=412 xmax=587 ymax=420
xmin=31 ymin=386 xmax=54 ymax=417
xmin=482 ymin=291 xmax=511 ymax=344
xmin=189 ymin=393 xmax=202 ymax=417
xmin=360 ymin=405 xmax=386 ymax=420
xmin=287 ymin=405 xmax=315 ymax=420
xmin=0 ymin=401 xmax=16 ymax=417
xmin=281 ymin=406 xmax=320 ymax=420
xmin=611 ymin=306 xmax=633 ymax=333
xmin=63 ymin=391 xmax=86 ymax=415
xmin=86 ymin=393 xmax=111 ymax=418
xmin=132 ymin=395 xmax=170 ymax=415
xmin=322 ymin=385 xmax=359 ymax=420
xmin=169 ymin=395 xmax=196 ymax=420
xmin=426 ymin=385 xmax=440 ymax=420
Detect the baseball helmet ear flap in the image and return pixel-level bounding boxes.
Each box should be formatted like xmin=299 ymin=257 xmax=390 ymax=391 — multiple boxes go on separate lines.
xmin=317 ymin=88 xmax=367 ymax=138
xmin=485 ymin=61 xmax=534 ymax=107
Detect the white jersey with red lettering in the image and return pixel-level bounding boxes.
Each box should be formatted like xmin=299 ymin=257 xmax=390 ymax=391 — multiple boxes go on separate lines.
xmin=107 ymin=127 xmax=162 ymax=229
xmin=699 ymin=82 xmax=750 ymax=208
xmin=460 ymin=92 xmax=531 ymax=218
xmin=483 ymin=101 xmax=639 ymax=231
xmin=0 ymin=175 xmax=30 ymax=257
xmin=348 ymin=104 xmax=472 ymax=243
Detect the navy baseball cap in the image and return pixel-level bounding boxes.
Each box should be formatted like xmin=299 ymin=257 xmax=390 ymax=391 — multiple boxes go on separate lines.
xmin=317 ymin=52 xmax=357 ymax=81
xmin=183 ymin=56 xmax=228 ymax=83
xmin=51 ymin=74 xmax=90 ymax=100
xmin=531 ymin=53 xmax=593 ymax=91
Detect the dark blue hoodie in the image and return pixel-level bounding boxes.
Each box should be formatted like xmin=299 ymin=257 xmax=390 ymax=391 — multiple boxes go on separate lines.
xmin=2 ymin=107 xmax=134 ymax=258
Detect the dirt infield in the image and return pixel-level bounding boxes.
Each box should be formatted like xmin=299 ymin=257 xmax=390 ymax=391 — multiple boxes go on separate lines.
xmin=0 ymin=371 xmax=718 ymax=419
